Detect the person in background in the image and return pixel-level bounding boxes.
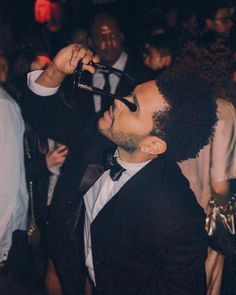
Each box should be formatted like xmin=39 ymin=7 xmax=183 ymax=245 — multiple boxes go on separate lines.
xmin=143 ymin=33 xmax=176 ymax=76
xmin=179 ymin=96 xmax=236 ymax=295
xmin=7 ymin=48 xmax=69 ymax=295
xmin=34 ymin=0 xmax=71 ymax=57
xmin=0 ymin=53 xmax=29 ymax=294
xmin=176 ymin=3 xmax=236 ymax=293
xmin=179 ymin=1 xmax=236 ymax=106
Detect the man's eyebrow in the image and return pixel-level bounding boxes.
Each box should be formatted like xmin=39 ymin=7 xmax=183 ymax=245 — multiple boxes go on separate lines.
xmin=133 ymin=94 xmax=140 ymax=110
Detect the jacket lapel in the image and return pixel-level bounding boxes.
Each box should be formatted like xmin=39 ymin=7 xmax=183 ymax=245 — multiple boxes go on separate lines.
xmin=92 ymin=155 xmax=168 ymax=223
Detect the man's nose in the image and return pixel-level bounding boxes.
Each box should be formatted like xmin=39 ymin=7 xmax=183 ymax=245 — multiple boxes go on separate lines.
xmin=113 ymin=98 xmax=125 ymax=111
xmin=105 ymin=36 xmax=113 ymax=47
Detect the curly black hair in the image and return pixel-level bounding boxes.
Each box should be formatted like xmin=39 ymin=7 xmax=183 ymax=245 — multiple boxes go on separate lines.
xmin=150 ymin=65 xmax=217 ymax=162
xmin=204 ymin=0 xmax=232 ymax=20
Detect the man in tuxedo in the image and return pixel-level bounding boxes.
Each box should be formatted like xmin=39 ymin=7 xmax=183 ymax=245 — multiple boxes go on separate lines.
xmin=23 ymin=44 xmax=217 ymax=294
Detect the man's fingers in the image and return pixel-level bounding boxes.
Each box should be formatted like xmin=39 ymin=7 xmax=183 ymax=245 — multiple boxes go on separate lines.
xmin=81 ymin=49 xmax=94 ymax=64
xmin=92 ymin=54 xmax=100 ymax=64
xmin=64 ymin=44 xmax=100 ymax=73
xmin=82 ymin=53 xmax=100 ymax=73
xmin=70 ymin=46 xmax=87 ymax=68
xmin=56 ymin=145 xmax=68 ymax=152
xmin=58 ymin=150 xmax=69 ymax=157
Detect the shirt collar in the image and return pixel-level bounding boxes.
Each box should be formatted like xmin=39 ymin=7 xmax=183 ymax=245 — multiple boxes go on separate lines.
xmin=114 ymin=150 xmax=152 ymax=174
xmin=111 ymin=51 xmax=128 ymax=72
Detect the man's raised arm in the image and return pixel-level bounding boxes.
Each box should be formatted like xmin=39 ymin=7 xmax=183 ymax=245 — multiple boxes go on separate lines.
xmin=35 ymin=44 xmax=99 ymax=88
xmin=23 ymin=44 xmax=100 ymax=146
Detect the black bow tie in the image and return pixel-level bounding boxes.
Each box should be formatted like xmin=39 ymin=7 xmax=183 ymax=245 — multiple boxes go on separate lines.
xmin=106 ymin=154 xmax=126 ymax=181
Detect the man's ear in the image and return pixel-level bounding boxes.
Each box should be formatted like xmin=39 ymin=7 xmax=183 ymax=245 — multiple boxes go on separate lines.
xmin=206 ymin=19 xmax=214 ymax=30
xmin=162 ymin=55 xmax=172 ymax=68
xmin=140 ymin=136 xmax=167 ymax=156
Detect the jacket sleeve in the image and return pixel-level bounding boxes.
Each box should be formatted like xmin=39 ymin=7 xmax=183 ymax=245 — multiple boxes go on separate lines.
xmin=22 ymin=85 xmax=95 ymax=148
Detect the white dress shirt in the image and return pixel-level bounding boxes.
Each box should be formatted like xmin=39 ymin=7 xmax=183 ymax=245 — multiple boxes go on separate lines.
xmin=0 ymin=87 xmax=28 ymax=262
xmin=83 ymin=153 xmax=151 ymax=285
xmin=93 ymin=51 xmax=128 ymax=112
xmin=47 ymin=139 xmax=63 ymax=206
xmin=27 ymin=70 xmax=59 ymax=96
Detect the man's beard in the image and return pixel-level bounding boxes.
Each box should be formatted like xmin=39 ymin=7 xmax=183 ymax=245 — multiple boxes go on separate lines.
xmin=98 ymin=125 xmax=147 ymax=152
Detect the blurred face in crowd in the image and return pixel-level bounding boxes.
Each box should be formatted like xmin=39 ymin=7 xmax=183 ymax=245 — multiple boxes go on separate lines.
xmin=0 ymin=56 xmax=8 ymax=84
xmin=98 ymin=80 xmax=168 ymax=157
xmin=207 ymin=8 xmax=233 ymax=36
xmin=182 ymin=14 xmax=199 ymax=31
xmin=91 ymin=15 xmax=124 ymax=66
xmin=143 ymin=45 xmax=172 ymax=71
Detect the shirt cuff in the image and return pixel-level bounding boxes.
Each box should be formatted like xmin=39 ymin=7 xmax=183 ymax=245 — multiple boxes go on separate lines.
xmin=0 ymin=249 xmax=9 ymax=263
xmin=27 ymin=70 xmax=60 ymax=96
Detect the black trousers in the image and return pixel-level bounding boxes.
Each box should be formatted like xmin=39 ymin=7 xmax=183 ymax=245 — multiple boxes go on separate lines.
xmin=0 ymin=230 xmax=34 ymax=295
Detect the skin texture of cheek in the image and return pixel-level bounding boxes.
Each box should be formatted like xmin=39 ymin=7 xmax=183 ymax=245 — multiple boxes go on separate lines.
xmin=98 ymin=115 xmax=150 ymax=152
xmin=100 ymin=126 xmax=146 ymax=152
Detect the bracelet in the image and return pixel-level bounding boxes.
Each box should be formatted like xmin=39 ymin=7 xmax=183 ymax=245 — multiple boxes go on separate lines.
xmin=209 ymin=195 xmax=236 ymax=215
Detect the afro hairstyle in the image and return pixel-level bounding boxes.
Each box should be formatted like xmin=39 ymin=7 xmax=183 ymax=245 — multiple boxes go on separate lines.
xmin=150 ymin=65 xmax=217 ymax=162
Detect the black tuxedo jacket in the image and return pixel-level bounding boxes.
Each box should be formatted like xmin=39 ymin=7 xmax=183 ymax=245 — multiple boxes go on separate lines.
xmin=23 ymin=84 xmax=207 ymax=295
xmin=89 ymin=155 xmax=207 ymax=294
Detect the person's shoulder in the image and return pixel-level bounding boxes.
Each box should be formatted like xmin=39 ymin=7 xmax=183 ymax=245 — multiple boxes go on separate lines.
xmin=0 ymin=87 xmax=22 ymax=118
xmin=216 ymin=98 xmax=236 ymax=120
xmin=149 ymin=157 xmax=204 ymax=218
xmin=0 ymin=87 xmax=19 ymax=107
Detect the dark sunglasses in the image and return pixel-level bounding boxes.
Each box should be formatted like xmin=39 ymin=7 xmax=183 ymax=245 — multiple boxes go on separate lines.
xmin=72 ymin=61 xmax=137 ymax=112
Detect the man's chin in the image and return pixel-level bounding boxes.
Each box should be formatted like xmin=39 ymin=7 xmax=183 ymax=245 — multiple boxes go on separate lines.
xmin=97 ymin=119 xmax=108 ymax=135
xmin=101 ymin=54 xmax=120 ymax=66
xmin=97 ymin=126 xmax=114 ymax=145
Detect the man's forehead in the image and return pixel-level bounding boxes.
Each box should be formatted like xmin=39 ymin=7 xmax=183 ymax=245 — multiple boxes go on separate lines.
xmin=133 ymin=80 xmax=168 ymax=109
xmin=133 ymin=80 xmax=158 ymax=94
xmin=92 ymin=17 xmax=120 ymax=33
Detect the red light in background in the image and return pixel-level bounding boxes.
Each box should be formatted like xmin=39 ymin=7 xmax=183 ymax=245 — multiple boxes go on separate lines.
xmin=34 ymin=0 xmax=52 ymax=23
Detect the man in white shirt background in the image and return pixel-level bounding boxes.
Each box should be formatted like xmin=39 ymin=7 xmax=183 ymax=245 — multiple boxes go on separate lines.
xmin=0 ymin=84 xmax=29 ymax=293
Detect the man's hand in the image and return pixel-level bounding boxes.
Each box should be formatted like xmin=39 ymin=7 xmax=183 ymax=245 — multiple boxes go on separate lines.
xmin=36 ymin=44 xmax=100 ymax=88
xmin=0 ymin=260 xmax=5 ymax=268
xmin=46 ymin=144 xmax=69 ymax=169
xmin=52 ymin=44 xmax=99 ymax=76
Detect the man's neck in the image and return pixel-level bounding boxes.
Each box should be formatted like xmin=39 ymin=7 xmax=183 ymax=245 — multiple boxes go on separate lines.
xmin=117 ymin=147 xmax=157 ymax=163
